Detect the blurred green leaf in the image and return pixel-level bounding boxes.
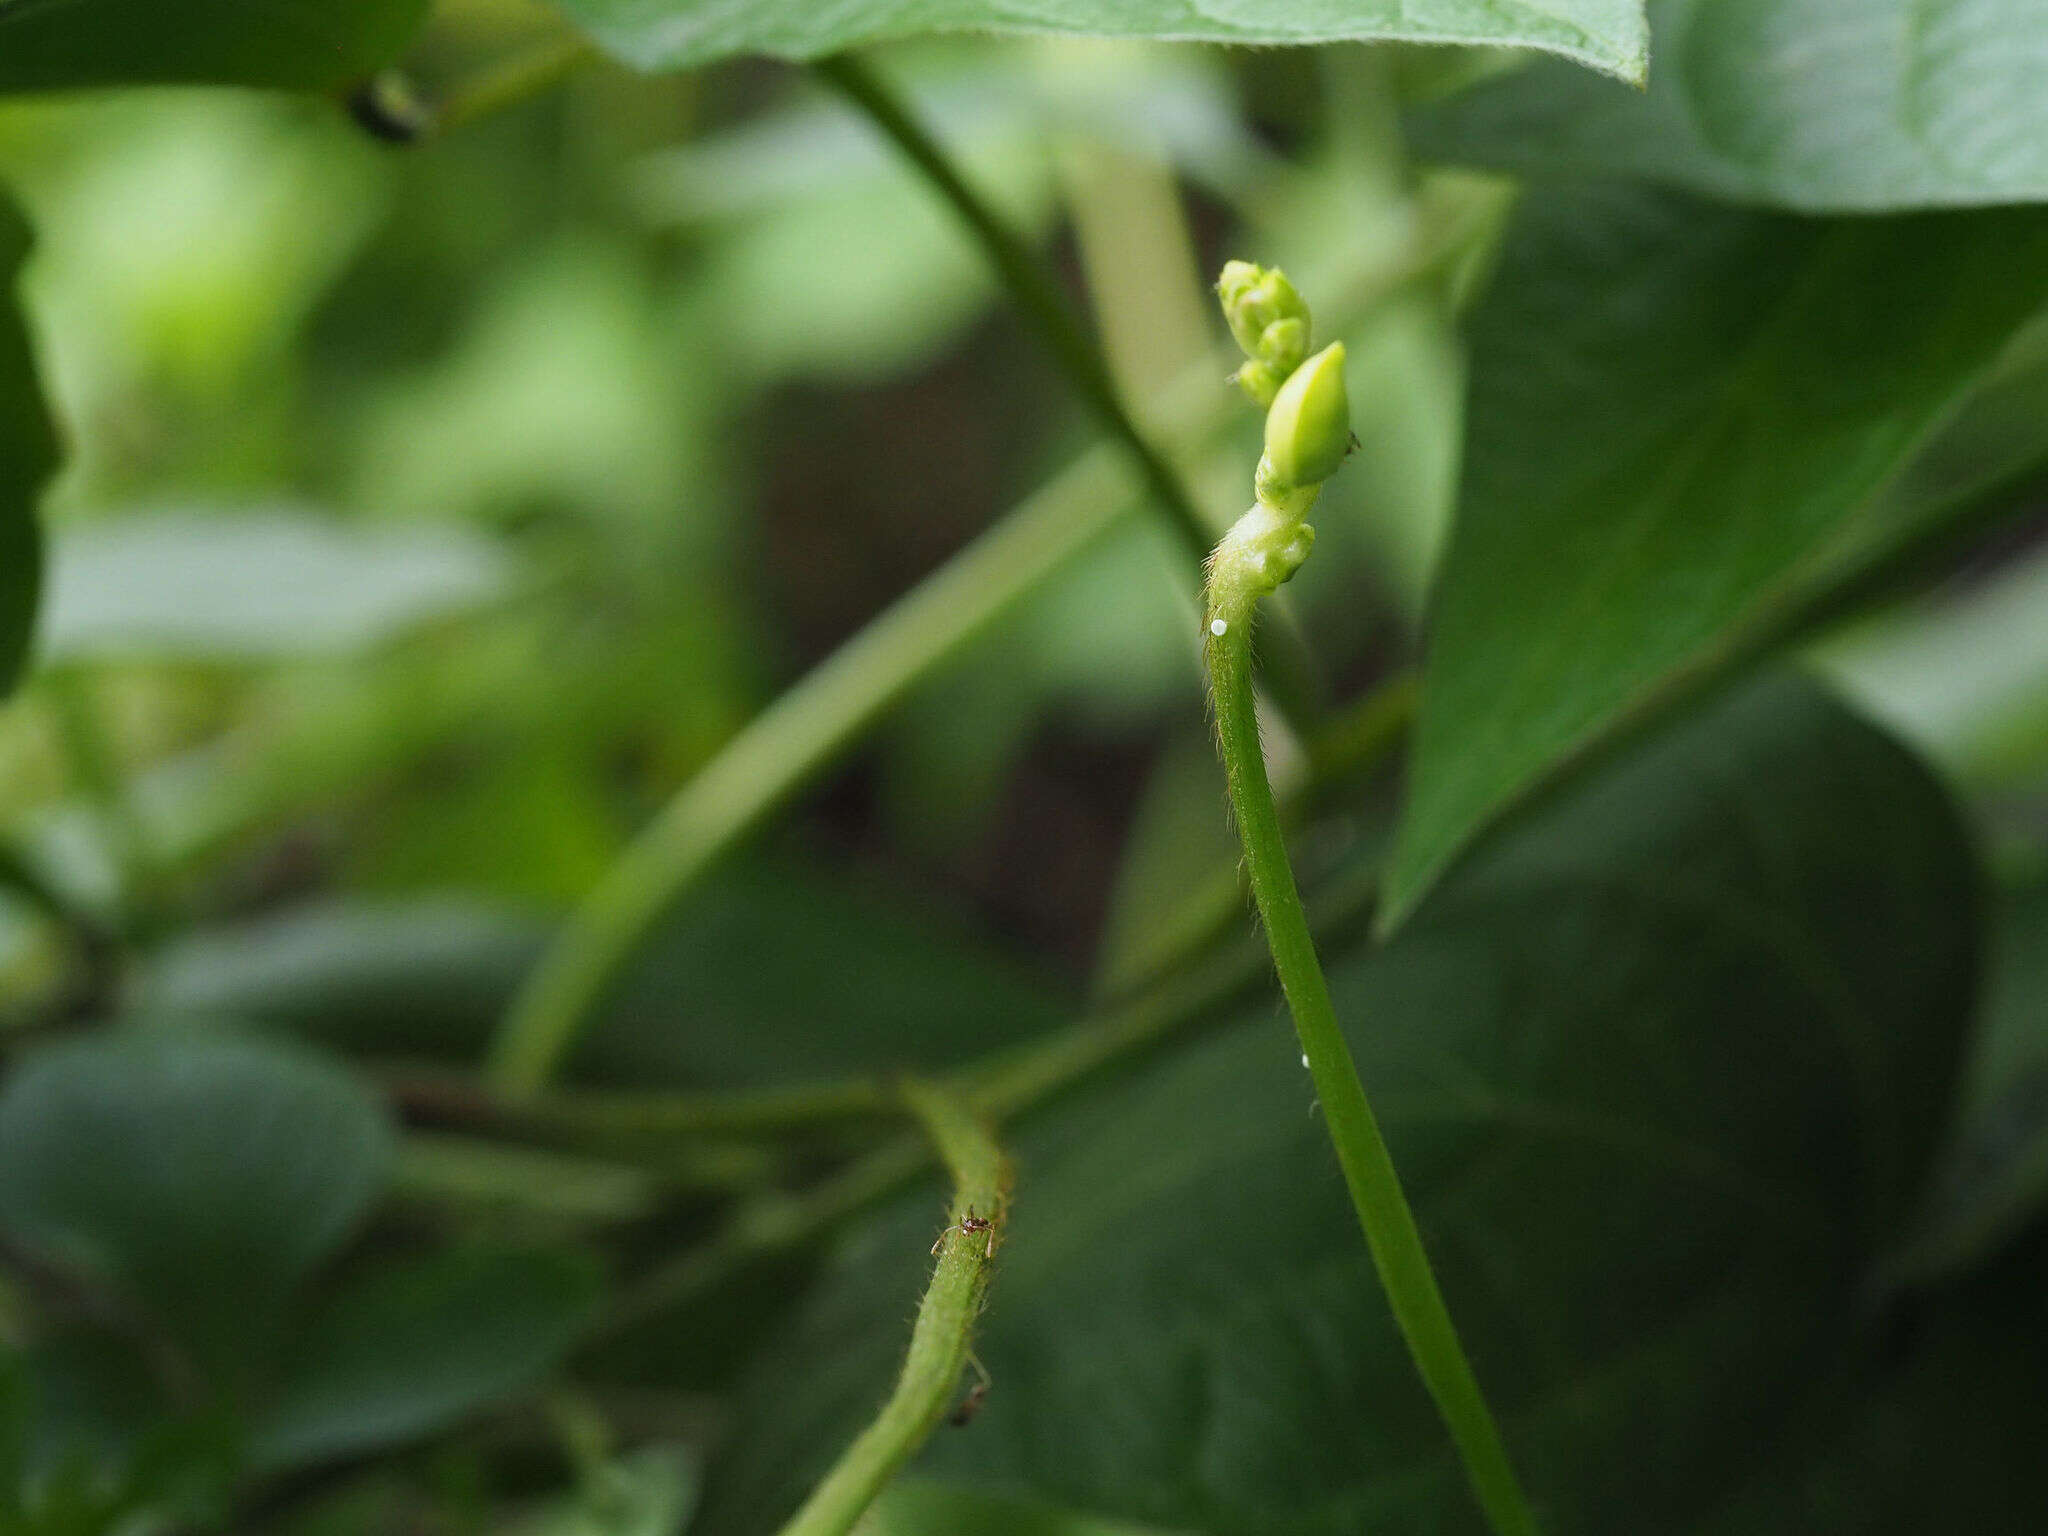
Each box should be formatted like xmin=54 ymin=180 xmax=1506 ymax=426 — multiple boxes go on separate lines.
xmin=1884 ymin=878 xmax=2048 ymax=1283
xmin=693 ymin=675 xmax=1979 ymax=1534
xmin=1 ymin=191 xmax=57 ymax=697
xmin=253 ymin=1245 xmax=601 ymax=1473
xmin=0 ymin=1031 xmax=394 ymax=1365
xmin=1381 ymin=187 xmax=2048 ymax=929
xmin=37 ymin=508 xmax=511 ymax=662
xmin=0 ymin=0 xmax=429 ymax=92
xmin=514 ymin=1445 xmax=694 ymax=1536
xmin=865 ymin=1479 xmax=1180 ymax=1535
xmin=135 ymin=859 xmax=1066 ymax=1087
xmin=1413 ymin=0 xmax=2048 ymax=211
xmin=554 ymin=0 xmax=1648 ymax=84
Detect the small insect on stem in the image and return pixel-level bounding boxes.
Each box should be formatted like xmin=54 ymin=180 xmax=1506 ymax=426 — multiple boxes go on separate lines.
xmin=931 ymin=1204 xmax=998 ymax=1259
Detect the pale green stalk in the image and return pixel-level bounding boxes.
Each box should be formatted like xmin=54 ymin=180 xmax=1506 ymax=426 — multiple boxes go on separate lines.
xmin=775 ymin=1079 xmax=1009 ymax=1536
xmin=1205 ymin=266 xmax=1536 ymax=1536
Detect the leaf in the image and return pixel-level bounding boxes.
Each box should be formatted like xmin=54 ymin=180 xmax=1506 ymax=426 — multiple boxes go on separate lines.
xmin=0 ymin=192 xmax=57 ymax=697
xmin=1883 ymin=877 xmax=2048 ymax=1283
xmin=0 ymin=1031 xmax=394 ymax=1367
xmin=37 ymin=508 xmax=511 ymax=662
xmin=136 ymin=858 xmax=1066 ymax=1088
xmin=0 ymin=0 xmax=429 ymax=93
xmin=690 ymin=675 xmax=1980 ymax=1534
xmin=253 ymin=1245 xmax=601 ymax=1473
xmin=552 ymin=0 xmax=1648 ymax=88
xmin=1412 ymin=0 xmax=2048 ymax=212
xmin=1379 ymin=186 xmax=2048 ymax=930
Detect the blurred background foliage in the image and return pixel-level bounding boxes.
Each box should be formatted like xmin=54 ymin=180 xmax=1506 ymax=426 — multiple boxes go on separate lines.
xmin=2 ymin=0 xmax=2048 ymax=1530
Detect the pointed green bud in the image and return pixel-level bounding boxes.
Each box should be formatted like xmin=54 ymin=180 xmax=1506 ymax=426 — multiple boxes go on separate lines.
xmin=1262 ymin=342 xmax=1350 ymax=492
xmin=1215 ymin=261 xmax=1311 ymax=382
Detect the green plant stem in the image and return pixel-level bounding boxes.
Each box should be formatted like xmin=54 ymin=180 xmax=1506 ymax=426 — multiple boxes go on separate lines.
xmin=487 ymin=435 xmax=1145 ymax=1094
xmin=775 ymin=1079 xmax=1008 ymax=1536
xmin=812 ymin=51 xmax=1326 ymax=727
xmin=488 ymin=194 xmax=1491 ymax=1095
xmin=435 ymin=36 xmax=595 ymax=135
xmin=1203 ymin=598 xmax=1537 ymax=1536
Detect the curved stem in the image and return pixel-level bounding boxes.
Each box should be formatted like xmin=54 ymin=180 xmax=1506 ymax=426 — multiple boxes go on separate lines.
xmin=775 ymin=1079 xmax=1009 ymax=1536
xmin=1204 ymin=591 xmax=1538 ymax=1536
xmin=486 ymin=432 xmax=1143 ymax=1094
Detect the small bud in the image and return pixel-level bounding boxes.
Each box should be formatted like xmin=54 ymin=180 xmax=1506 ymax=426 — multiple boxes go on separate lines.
xmin=1216 ymin=261 xmax=1311 ymax=383
xmin=1262 ymin=343 xmax=1350 ymax=492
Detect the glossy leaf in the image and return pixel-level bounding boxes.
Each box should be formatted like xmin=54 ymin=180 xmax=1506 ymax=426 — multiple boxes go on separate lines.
xmin=692 ymin=676 xmax=1979 ymax=1534
xmin=0 ymin=1032 xmax=393 ymax=1365
xmin=1412 ymin=0 xmax=2048 ymax=212
xmin=0 ymin=0 xmax=429 ymax=93
xmin=0 ymin=193 xmax=57 ymax=696
xmin=254 ymin=1246 xmax=602 ymax=1473
xmin=553 ymin=0 xmax=1648 ymax=87
xmin=1380 ymin=187 xmax=2048 ymax=929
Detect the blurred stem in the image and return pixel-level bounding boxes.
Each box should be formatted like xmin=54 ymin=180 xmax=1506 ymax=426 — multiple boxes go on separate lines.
xmin=435 ymin=36 xmax=596 ymax=135
xmin=813 ymin=51 xmax=1326 ymax=728
xmin=603 ymin=837 xmax=1384 ymax=1332
xmin=776 ymin=1079 xmax=1008 ymax=1536
xmin=487 ymin=190 xmax=1492 ymax=1096
xmin=1204 ymin=592 xmax=1536 ymax=1536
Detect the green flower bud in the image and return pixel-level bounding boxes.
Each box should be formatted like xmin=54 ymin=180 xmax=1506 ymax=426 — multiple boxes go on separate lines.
xmin=1262 ymin=342 xmax=1350 ymax=492
xmin=1216 ymin=261 xmax=1310 ymax=381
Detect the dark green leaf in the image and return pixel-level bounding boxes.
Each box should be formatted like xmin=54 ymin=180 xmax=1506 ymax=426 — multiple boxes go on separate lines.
xmin=253 ymin=1245 xmax=601 ymax=1473
xmin=136 ymin=858 xmax=1065 ymax=1087
xmin=552 ymin=0 xmax=1647 ymax=86
xmin=1412 ymin=0 xmax=2048 ymax=211
xmin=1380 ymin=187 xmax=2048 ymax=928
xmin=693 ymin=675 xmax=1979 ymax=1534
xmin=513 ymin=1445 xmax=695 ymax=1536
xmin=0 ymin=1032 xmax=394 ymax=1366
xmin=0 ymin=193 xmax=57 ymax=697
xmin=0 ymin=0 xmax=429 ymax=93
xmin=1884 ymin=878 xmax=2048 ymax=1282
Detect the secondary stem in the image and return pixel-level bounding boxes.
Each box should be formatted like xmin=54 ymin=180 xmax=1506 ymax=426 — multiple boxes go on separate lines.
xmin=1204 ymin=595 xmax=1538 ymax=1536
xmin=775 ymin=1079 xmax=1009 ymax=1536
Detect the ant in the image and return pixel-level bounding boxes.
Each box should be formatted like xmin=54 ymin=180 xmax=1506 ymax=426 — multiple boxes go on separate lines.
xmin=931 ymin=1205 xmax=998 ymax=1259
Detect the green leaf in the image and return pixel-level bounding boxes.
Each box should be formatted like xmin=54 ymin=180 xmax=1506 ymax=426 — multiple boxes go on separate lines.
xmin=1379 ymin=187 xmax=2048 ymax=930
xmin=137 ymin=858 xmax=1065 ymax=1087
xmin=38 ymin=508 xmax=512 ymax=663
xmin=0 ymin=1031 xmax=394 ymax=1366
xmin=691 ymin=675 xmax=1979 ymax=1534
xmin=552 ymin=0 xmax=1648 ymax=88
xmin=0 ymin=192 xmax=57 ymax=697
xmin=1411 ymin=0 xmax=2048 ymax=212
xmin=513 ymin=1446 xmax=696 ymax=1536
xmin=0 ymin=0 xmax=429 ymax=93
xmin=1883 ymin=877 xmax=2048 ymax=1283
xmin=253 ymin=1245 xmax=601 ymax=1473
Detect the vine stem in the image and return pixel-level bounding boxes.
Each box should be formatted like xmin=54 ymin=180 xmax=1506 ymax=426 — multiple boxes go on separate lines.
xmin=775 ymin=1078 xmax=1009 ymax=1536
xmin=1204 ymin=588 xmax=1539 ymax=1536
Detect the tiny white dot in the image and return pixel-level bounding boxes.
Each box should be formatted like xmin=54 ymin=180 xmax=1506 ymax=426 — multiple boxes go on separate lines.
xmin=1209 ymin=618 xmax=1228 ymax=637
xmin=1301 ymin=1054 xmax=1310 ymax=1068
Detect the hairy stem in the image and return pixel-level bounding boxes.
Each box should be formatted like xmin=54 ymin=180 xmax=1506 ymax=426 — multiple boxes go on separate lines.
xmin=1204 ymin=592 xmax=1537 ymax=1536
xmin=775 ymin=1079 xmax=1009 ymax=1536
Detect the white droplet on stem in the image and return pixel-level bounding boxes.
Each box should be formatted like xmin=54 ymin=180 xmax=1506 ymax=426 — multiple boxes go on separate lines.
xmin=1209 ymin=618 xmax=1229 ymax=637
xmin=1301 ymin=1054 xmax=1309 ymax=1068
